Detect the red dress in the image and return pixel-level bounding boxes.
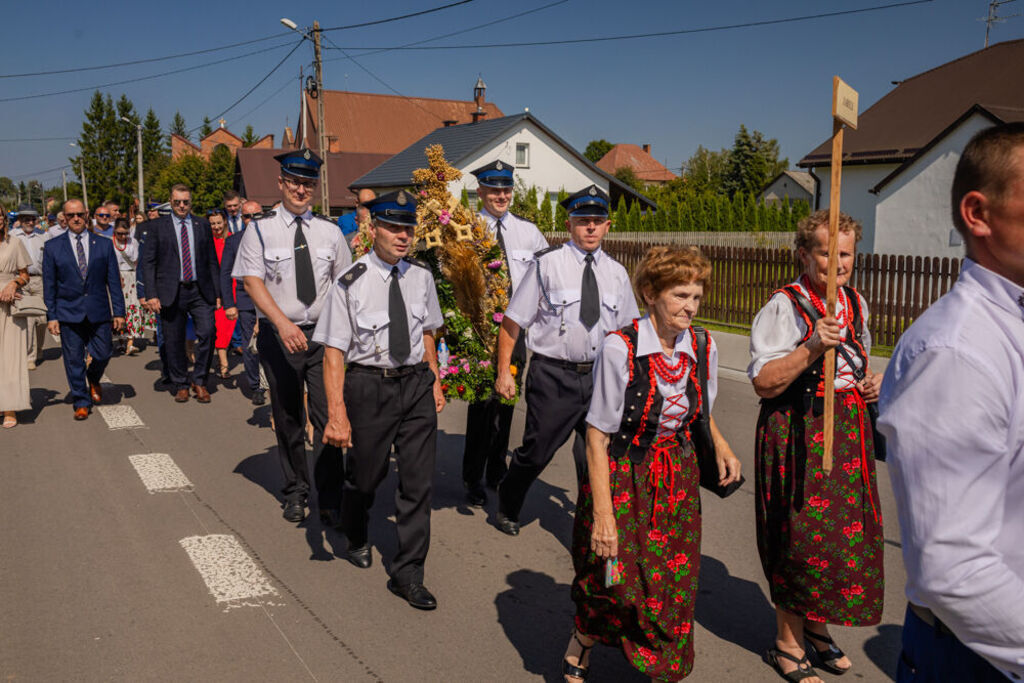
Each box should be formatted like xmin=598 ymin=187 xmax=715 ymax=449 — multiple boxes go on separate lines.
xmin=213 ymin=236 xmax=236 ymax=349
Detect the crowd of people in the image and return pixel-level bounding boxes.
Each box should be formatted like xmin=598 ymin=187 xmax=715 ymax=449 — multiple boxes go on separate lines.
xmin=0 ymin=122 xmax=1021 ymax=683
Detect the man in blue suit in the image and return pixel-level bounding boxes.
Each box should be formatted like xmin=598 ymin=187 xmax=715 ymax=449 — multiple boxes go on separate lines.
xmin=220 ymin=199 xmax=263 ymax=405
xmin=42 ymin=199 xmax=125 ymax=420
xmin=141 ymin=183 xmax=221 ymax=404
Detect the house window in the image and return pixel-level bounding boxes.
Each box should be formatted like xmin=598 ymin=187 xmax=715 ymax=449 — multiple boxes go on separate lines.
xmin=468 ymin=191 xmax=479 ymax=211
xmin=516 ymin=143 xmax=529 ymax=167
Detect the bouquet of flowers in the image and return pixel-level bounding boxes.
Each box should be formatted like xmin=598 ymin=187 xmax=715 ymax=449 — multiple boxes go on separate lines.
xmin=410 ymin=145 xmax=518 ymax=403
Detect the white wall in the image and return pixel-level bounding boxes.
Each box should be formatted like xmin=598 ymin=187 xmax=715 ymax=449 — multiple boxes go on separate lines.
xmin=760 ymin=176 xmax=813 ymax=205
xmin=872 ymin=115 xmax=991 ymax=258
xmin=451 ymin=122 xmax=608 ymax=202
xmin=815 ymin=163 xmax=898 ymax=253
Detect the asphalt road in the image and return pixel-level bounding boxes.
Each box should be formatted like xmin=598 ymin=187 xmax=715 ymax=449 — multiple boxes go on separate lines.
xmin=0 ymin=339 xmax=905 ymax=682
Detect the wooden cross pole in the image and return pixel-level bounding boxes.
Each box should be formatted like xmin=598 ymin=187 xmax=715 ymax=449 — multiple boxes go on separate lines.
xmin=822 ymin=76 xmax=859 ymax=475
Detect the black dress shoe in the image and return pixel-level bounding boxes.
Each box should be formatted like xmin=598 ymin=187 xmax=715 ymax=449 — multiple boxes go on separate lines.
xmin=344 ymin=543 xmax=372 ymax=569
xmin=282 ymin=499 xmax=306 ymax=523
xmin=387 ymin=579 xmax=437 ymax=610
xmin=251 ymin=389 xmax=266 ymax=406
xmin=495 ymin=513 xmax=520 ymax=536
xmin=464 ymin=482 xmax=487 ymax=508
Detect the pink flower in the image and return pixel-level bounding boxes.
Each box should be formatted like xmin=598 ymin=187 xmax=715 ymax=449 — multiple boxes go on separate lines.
xmin=493 ymin=312 xmax=504 ymax=323
xmin=487 ymin=260 xmax=503 ymax=270
xmin=850 ymin=521 xmax=863 ymax=533
xmin=419 ymin=190 xmax=427 ymax=197
xmin=439 ymin=210 xmax=451 ymax=225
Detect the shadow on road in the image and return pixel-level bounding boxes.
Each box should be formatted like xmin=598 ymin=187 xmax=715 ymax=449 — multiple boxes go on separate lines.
xmin=863 ymin=623 xmax=901 ymax=681
xmin=694 ymin=554 xmax=775 ymax=656
xmin=22 ymin=387 xmax=61 ymax=424
xmin=234 ymin=445 xmax=286 ymax=507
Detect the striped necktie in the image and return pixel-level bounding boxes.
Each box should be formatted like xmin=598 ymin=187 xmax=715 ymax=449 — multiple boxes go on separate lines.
xmin=179 ymin=217 xmax=193 ymax=281
xmin=75 ymin=234 xmax=87 ymax=279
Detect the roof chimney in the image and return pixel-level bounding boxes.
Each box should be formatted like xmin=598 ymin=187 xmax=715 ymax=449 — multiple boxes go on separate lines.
xmin=443 ymin=119 xmax=458 ymax=127
xmin=472 ymin=76 xmax=488 ymax=123
xmin=642 ymin=143 xmax=651 ymax=154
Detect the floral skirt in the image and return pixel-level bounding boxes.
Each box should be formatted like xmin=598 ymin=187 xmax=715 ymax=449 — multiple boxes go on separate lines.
xmin=755 ymin=391 xmax=884 ymax=625
xmin=119 ymin=271 xmax=155 ymax=339
xmin=571 ymin=440 xmax=701 ymax=681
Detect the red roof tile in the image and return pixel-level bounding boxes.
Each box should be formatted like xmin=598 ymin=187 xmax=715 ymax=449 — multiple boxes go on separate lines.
xmin=596 ymin=144 xmax=678 ymax=183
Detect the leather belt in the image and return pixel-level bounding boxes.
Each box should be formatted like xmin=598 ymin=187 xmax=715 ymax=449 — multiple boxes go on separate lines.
xmin=348 ymin=361 xmax=428 ymax=378
xmin=532 ymin=353 xmax=594 ymax=374
xmin=909 ymin=603 xmax=952 ymax=636
xmin=179 ymin=281 xmax=196 ymax=288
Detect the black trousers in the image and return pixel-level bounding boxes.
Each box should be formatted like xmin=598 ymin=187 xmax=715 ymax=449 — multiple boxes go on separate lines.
xmin=498 ymin=355 xmax=591 ymax=521
xmin=161 ymin=283 xmax=214 ymax=390
xmin=342 ymin=364 xmax=437 ymax=585
xmin=235 ymin=309 xmax=260 ymax=392
xmin=257 ymin=324 xmax=344 ymax=510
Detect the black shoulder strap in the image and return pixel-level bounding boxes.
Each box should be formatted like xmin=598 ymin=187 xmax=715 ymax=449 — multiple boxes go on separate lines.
xmin=692 ymin=326 xmax=710 ymax=425
xmin=338 ymin=262 xmax=367 ymax=288
xmin=403 ymin=256 xmax=429 ymax=270
xmin=534 ymin=244 xmax=561 ymax=258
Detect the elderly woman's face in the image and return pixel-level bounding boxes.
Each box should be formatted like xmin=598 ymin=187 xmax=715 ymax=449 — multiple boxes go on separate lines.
xmin=645 ymin=281 xmax=704 ymax=336
xmin=799 ymin=224 xmax=856 ymax=292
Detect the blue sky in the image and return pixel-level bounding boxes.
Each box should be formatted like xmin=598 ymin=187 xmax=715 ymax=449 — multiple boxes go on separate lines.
xmin=1 ymin=0 xmax=1021 ymax=192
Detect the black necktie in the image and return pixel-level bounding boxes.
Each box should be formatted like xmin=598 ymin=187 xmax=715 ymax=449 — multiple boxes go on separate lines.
xmin=294 ymin=217 xmax=316 ymax=306
xmin=580 ymin=253 xmax=600 ymax=330
xmin=389 ymin=266 xmax=411 ymax=363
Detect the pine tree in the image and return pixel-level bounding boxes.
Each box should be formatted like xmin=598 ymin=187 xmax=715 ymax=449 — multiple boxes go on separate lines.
xmin=169 ymin=111 xmax=188 ymax=141
xmin=74 ymin=91 xmax=121 ymax=210
xmin=142 ymin=108 xmax=168 ymax=200
xmin=459 ymin=187 xmax=470 ymax=208
xmin=613 ymin=199 xmax=629 ymax=233
xmin=537 ymin=191 xmax=554 ymax=232
xmin=241 ymin=125 xmax=259 ymax=147
xmin=626 ymin=200 xmax=641 ymax=232
xmin=554 ymin=188 xmax=569 ymax=230
xmin=669 ymin=199 xmax=682 ymax=232
xmin=200 ymin=116 xmax=214 ymax=139
xmin=204 ymin=145 xmax=235 ymax=212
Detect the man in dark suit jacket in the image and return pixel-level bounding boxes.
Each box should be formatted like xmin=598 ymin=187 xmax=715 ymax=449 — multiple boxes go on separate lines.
xmin=220 ymin=201 xmax=262 ymax=404
xmin=42 ymin=199 xmax=125 ymax=420
xmin=141 ymin=183 xmax=221 ymax=403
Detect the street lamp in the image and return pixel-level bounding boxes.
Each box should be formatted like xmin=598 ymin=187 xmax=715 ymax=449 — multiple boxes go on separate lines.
xmin=69 ymin=142 xmax=88 ymax=211
xmin=121 ymin=116 xmax=144 ymax=213
xmin=280 ymin=17 xmax=330 ymax=217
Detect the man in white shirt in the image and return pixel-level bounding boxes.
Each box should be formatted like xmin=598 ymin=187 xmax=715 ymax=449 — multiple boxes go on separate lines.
xmin=879 ymin=122 xmax=1024 ymax=682
xmin=12 ymin=205 xmax=47 ymax=368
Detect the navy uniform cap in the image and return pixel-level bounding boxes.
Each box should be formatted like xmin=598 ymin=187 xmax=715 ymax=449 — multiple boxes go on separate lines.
xmin=155 ymin=202 xmax=172 ymax=216
xmin=366 ymin=190 xmax=417 ymax=227
xmin=561 ymin=185 xmax=610 ymax=217
xmin=470 ymin=159 xmax=514 ymax=188
xmin=16 ymin=203 xmax=38 ymax=217
xmin=147 ymin=201 xmax=161 ymax=210
xmin=274 ymin=147 xmax=322 ymax=179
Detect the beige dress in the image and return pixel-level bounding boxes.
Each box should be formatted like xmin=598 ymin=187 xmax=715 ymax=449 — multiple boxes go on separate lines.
xmin=0 ymin=238 xmax=32 ymax=411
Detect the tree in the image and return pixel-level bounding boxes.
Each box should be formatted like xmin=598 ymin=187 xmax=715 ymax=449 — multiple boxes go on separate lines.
xmin=583 ymin=139 xmax=614 ymax=164
xmin=554 ymin=188 xmax=569 ymax=230
xmin=0 ymin=177 xmax=15 ymax=205
xmin=73 ymin=91 xmax=121 ymax=209
xmin=241 ymin=124 xmax=260 ymax=147
xmin=682 ymin=145 xmax=731 ymax=195
xmin=169 ymin=111 xmax=189 ymax=141
xmin=200 ymin=116 xmax=214 ymax=139
xmin=205 ymin=144 xmax=235 ymax=210
xmin=613 ymin=166 xmax=645 ymax=193
xmin=723 ymin=125 xmax=788 ymax=198
xmin=142 ymin=108 xmax=169 ymax=199
xmin=459 ymin=187 xmax=470 ymax=208
xmin=536 ymin=191 xmax=553 ymax=232
xmin=612 ymin=199 xmax=628 ymax=233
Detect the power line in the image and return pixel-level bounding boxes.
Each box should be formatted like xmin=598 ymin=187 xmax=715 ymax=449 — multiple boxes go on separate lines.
xmin=9 ymin=164 xmax=72 ymax=181
xmin=0 ymin=33 xmax=293 ymax=80
xmin=232 ymin=75 xmax=297 ymax=126
xmin=0 ymin=137 xmax=75 ymax=142
xmin=320 ymin=0 xmax=476 ymax=31
xmin=0 ymin=41 xmax=296 ymax=104
xmin=328 ymin=0 xmax=934 ymax=51
xmin=188 ymin=41 xmax=305 ymax=134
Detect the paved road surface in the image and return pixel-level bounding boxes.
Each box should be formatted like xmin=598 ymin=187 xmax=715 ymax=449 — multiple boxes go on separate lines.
xmin=1 ymin=339 xmax=904 ymax=682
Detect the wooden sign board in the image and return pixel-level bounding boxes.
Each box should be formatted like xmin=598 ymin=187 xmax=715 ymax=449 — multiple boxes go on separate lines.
xmin=832 ymin=77 xmax=859 ymax=130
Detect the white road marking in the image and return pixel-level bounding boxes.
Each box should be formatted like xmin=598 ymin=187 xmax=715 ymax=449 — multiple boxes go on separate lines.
xmin=179 ymin=535 xmax=278 ymax=607
xmin=97 ymin=405 xmax=145 ymax=430
xmin=128 ymin=454 xmax=192 ymax=492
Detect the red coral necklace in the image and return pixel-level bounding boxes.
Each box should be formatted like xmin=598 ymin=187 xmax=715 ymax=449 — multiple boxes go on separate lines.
xmin=801 ymin=274 xmax=848 ymax=328
xmin=651 ymin=352 xmax=690 ymax=383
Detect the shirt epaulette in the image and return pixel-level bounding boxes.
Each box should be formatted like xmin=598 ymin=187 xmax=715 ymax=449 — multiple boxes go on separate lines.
xmin=534 ymin=244 xmax=562 ymax=258
xmin=509 ymin=212 xmax=530 ymax=223
xmin=338 ymin=262 xmax=367 ymax=288
xmin=312 ymin=212 xmax=331 ymax=222
xmin=403 ymin=256 xmax=430 ymax=270
xmin=257 ymin=210 xmax=277 ymax=219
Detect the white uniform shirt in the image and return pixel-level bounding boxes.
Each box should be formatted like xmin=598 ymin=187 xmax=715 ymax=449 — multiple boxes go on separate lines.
xmin=232 ymin=206 xmax=352 ymax=325
xmin=13 ymin=229 xmax=45 ymax=275
xmin=479 ymin=208 xmax=548 ymax=291
xmin=587 ymin=316 xmax=718 ymax=435
xmin=112 ymin=237 xmax=139 ymax=271
xmin=748 ymin=278 xmax=871 ymax=391
xmin=878 ymin=258 xmax=1024 ymax=680
xmin=504 ymin=241 xmax=639 ymax=362
xmin=313 ymin=251 xmax=444 ymax=368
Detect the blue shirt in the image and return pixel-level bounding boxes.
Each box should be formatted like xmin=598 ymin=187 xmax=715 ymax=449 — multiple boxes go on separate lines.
xmin=172 ymin=214 xmax=197 ymax=281
xmin=337 ymin=212 xmax=359 ymax=236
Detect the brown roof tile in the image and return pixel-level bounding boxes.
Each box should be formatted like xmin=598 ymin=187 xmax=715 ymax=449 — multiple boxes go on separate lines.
xmin=799 ymin=39 xmax=1024 ymax=167
xmin=297 ymin=90 xmax=503 ymax=156
xmin=596 ymin=143 xmax=678 ymax=182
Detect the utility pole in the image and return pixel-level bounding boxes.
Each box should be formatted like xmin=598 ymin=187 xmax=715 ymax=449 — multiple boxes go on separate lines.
xmin=984 ymin=0 xmax=1020 ymax=47
xmin=80 ymin=158 xmax=88 ymax=212
xmin=313 ymin=20 xmax=330 ymax=217
xmin=135 ymin=122 xmax=144 ymax=211
xmin=62 ymin=168 xmax=67 ymax=203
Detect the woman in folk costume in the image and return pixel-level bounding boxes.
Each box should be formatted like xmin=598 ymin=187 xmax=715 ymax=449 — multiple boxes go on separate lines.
xmin=749 ymin=210 xmax=884 ymax=682
xmin=565 ymin=246 xmax=741 ymax=682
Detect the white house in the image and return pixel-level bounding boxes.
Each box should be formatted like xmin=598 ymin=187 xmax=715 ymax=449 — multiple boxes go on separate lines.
xmin=759 ymin=170 xmax=814 ymax=207
xmin=798 ymin=39 xmax=1024 ymax=258
xmin=349 ymin=112 xmax=655 ymax=210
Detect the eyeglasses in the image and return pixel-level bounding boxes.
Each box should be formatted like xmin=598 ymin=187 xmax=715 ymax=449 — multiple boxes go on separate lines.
xmin=171 ymin=199 xmax=192 ymax=206
xmin=115 ymin=232 xmax=130 ymax=237
xmin=66 ymin=212 xmax=88 ymax=218
xmin=282 ymin=176 xmax=317 ymax=190
xmin=96 ymin=212 xmax=110 ymax=217
xmin=242 ymin=213 xmax=256 ymax=219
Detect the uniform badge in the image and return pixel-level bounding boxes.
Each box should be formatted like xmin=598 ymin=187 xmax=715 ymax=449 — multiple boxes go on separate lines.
xmin=397 ymin=192 xmax=407 ymax=206
xmin=339 ymin=262 xmax=367 ymax=288
xmin=496 ymin=161 xmax=503 ymax=171
xmin=589 ymin=186 xmax=597 ymax=196
xmin=303 ymin=150 xmax=311 ymax=160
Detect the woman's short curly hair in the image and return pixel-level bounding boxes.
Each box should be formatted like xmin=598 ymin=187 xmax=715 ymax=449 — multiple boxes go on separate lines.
xmin=633 ymin=245 xmax=711 ymax=302
xmin=794 ymin=209 xmax=862 ymax=253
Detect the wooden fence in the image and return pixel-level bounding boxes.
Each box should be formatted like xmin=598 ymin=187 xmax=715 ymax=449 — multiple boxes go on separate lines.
xmin=551 ymin=237 xmax=962 ymax=348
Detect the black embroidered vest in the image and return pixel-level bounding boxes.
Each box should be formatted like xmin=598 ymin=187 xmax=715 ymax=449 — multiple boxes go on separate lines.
xmin=607 ymin=320 xmax=702 ymax=464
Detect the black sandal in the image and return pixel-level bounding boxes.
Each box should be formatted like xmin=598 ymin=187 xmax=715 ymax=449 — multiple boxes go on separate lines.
xmin=805 ymin=630 xmax=851 ymax=675
xmin=563 ymin=631 xmax=594 ymax=682
xmin=765 ymin=647 xmax=820 ymax=682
